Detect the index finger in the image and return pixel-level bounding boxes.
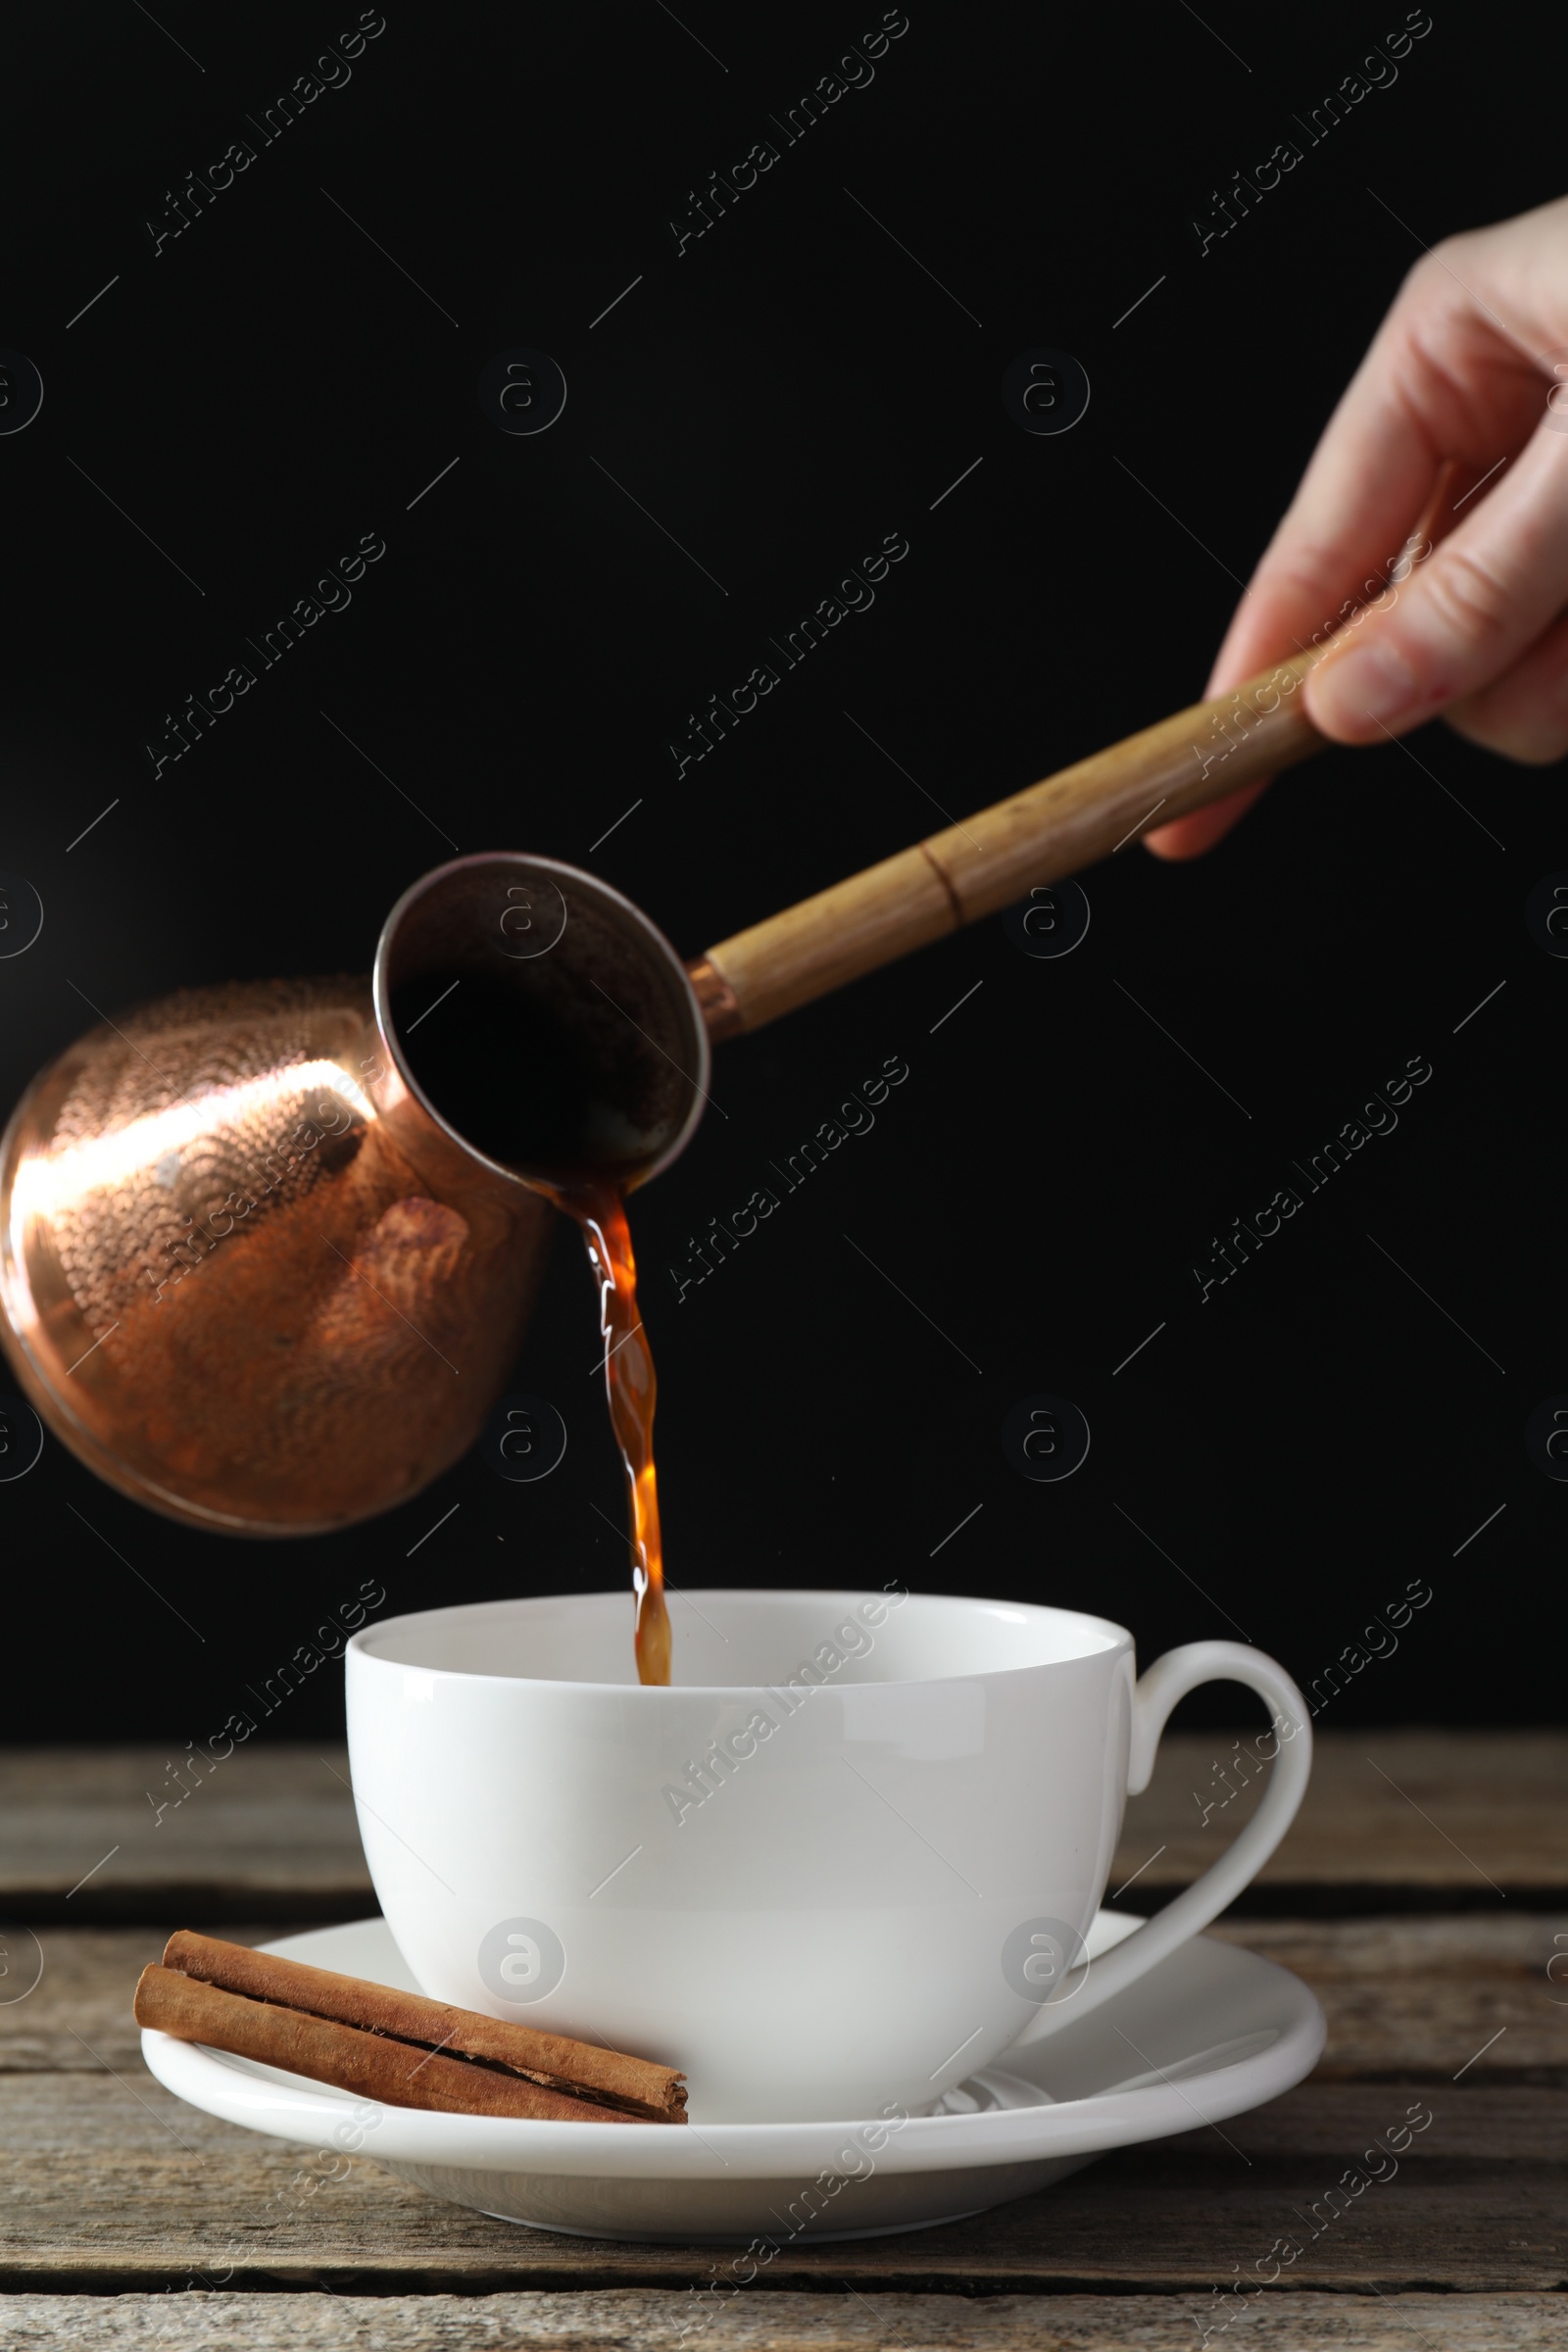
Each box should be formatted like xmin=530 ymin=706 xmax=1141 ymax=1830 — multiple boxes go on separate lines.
xmin=1217 ymin=236 xmax=1545 ymax=676
xmin=1148 ymin=231 xmax=1548 ymax=858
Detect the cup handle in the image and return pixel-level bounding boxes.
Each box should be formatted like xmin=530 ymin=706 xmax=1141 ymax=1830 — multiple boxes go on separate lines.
xmin=1009 ymin=1641 xmax=1311 ymax=2045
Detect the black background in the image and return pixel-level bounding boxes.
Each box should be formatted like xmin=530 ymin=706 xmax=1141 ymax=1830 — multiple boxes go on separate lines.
xmin=0 ymin=2 xmax=1558 ymax=1739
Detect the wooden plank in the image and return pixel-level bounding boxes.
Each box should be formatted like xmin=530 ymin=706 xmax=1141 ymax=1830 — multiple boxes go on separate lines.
xmin=0 ymin=2288 xmax=1563 ymax=2348
xmin=0 ymin=1926 xmax=167 ymax=2075
xmin=1113 ymin=1731 xmax=1568 ymax=1900
xmin=6 ymin=1920 xmax=1563 ymax=2083
xmin=0 ymin=2074 xmax=1561 ymax=2292
xmin=0 ymin=1745 xmax=371 ymax=1921
xmin=5 ymin=1733 xmax=1564 ymax=1916
xmin=1206 ymin=1916 xmax=1568 ymax=2082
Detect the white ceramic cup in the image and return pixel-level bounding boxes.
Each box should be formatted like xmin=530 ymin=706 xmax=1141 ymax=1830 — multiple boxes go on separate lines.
xmin=345 ymin=1590 xmax=1311 ymax=2123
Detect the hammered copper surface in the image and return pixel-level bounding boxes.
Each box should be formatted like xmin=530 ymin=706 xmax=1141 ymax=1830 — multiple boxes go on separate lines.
xmin=0 ymin=975 xmax=551 ymax=1534
xmin=0 ymin=855 xmax=709 ymax=1537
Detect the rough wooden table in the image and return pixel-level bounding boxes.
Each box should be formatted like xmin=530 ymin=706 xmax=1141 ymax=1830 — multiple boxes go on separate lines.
xmin=2 ymin=1734 xmax=1563 ymax=2348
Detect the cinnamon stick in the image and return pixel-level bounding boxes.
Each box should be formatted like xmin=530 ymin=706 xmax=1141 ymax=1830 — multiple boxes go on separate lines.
xmin=136 ymin=1931 xmax=687 ymax=2124
xmin=134 ymin=1965 xmax=646 ymax=2122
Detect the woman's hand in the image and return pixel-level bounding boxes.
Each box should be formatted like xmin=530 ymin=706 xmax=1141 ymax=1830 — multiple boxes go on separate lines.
xmin=1147 ymin=192 xmax=1568 ymax=859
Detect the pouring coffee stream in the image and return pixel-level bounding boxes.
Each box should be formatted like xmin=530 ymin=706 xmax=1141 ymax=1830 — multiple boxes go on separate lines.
xmin=0 ymin=647 xmax=1335 ymax=1678
xmin=381 ymin=962 xmax=673 ymax=1679
xmin=563 ymin=1186 xmax=670 ymax=1688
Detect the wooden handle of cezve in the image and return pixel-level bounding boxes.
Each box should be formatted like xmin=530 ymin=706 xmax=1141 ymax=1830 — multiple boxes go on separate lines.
xmin=687 ymin=644 xmax=1330 ymax=1040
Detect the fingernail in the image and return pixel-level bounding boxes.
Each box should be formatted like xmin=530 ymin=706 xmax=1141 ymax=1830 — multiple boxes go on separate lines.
xmin=1310 ymin=642 xmax=1418 ymax=734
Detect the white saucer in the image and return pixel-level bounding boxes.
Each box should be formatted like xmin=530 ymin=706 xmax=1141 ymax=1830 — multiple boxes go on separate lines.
xmin=141 ymin=1912 xmax=1324 ymax=2243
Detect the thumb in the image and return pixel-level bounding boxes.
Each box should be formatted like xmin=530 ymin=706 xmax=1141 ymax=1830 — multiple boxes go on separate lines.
xmin=1305 ymin=427 xmax=1568 ymax=742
